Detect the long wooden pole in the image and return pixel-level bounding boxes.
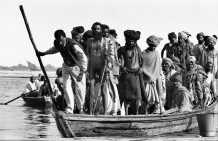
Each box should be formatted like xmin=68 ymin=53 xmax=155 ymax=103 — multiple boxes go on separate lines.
xmin=19 ymin=5 xmax=53 ymax=95
xmin=19 ymin=5 xmax=59 ymax=109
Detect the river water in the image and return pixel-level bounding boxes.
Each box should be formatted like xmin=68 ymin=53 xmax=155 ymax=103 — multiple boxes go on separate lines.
xmin=0 ymin=71 xmax=217 ymax=140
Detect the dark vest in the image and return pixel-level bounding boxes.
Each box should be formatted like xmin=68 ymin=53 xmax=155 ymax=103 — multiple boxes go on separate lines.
xmin=54 ymin=38 xmax=82 ymax=67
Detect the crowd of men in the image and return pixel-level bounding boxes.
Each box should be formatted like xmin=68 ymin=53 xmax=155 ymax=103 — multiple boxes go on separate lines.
xmin=33 ymin=22 xmax=217 ymax=115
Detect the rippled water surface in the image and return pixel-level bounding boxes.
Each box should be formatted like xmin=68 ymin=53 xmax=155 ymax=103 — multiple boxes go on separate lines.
xmin=0 ymin=71 xmax=217 ymax=140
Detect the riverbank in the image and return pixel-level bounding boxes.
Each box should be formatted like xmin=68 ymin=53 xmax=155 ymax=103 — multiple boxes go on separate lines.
xmin=0 ymin=70 xmax=56 ymax=78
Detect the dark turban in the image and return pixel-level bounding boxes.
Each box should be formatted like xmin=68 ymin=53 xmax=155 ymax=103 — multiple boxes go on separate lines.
xmin=124 ymin=30 xmax=141 ymax=41
xmin=168 ymin=32 xmax=177 ymax=39
xmin=73 ymin=26 xmax=85 ymax=34
xmin=83 ymin=30 xmax=92 ymax=40
xmin=196 ymin=32 xmax=205 ymax=39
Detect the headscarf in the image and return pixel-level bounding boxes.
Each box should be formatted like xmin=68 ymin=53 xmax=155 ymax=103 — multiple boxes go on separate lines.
xmin=162 ymin=58 xmax=174 ymax=66
xmin=187 ymin=56 xmax=196 ymax=64
xmin=124 ymin=30 xmax=141 ymax=41
xmin=206 ymin=36 xmax=217 ymax=45
xmin=174 ymin=74 xmax=183 ymax=83
xmin=196 ymin=32 xmax=205 ymax=39
xmin=178 ymin=31 xmax=191 ymax=40
xmin=146 ymin=35 xmax=162 ymax=46
xmin=168 ymin=32 xmax=177 ymax=39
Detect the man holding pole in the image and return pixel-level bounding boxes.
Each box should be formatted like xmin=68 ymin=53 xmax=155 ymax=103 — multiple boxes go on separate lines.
xmin=37 ymin=29 xmax=87 ymax=114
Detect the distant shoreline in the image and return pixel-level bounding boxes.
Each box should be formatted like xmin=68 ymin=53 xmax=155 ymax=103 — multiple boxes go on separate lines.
xmin=0 ymin=70 xmax=56 ymax=78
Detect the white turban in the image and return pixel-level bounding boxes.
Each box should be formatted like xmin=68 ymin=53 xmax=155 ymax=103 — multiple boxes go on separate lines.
xmin=187 ymin=56 xmax=196 ymax=64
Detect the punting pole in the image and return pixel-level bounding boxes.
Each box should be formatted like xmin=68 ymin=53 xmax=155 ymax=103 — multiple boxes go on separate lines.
xmin=19 ymin=5 xmax=59 ymax=110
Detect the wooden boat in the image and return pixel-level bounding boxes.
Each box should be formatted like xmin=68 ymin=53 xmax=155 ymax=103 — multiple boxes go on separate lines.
xmin=51 ymin=98 xmax=218 ymax=138
xmin=22 ymin=95 xmax=51 ymax=107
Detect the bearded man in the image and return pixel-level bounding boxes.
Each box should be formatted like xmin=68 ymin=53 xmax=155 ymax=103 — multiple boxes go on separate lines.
xmin=118 ymin=30 xmax=145 ymax=115
xmin=161 ymin=58 xmax=177 ymax=110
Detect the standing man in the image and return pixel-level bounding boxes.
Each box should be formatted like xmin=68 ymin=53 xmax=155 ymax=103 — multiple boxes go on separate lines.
xmin=197 ymin=36 xmax=218 ymax=94
xmin=193 ymin=32 xmax=205 ymax=63
xmin=141 ymin=35 xmax=164 ymax=114
xmin=118 ymin=30 xmax=145 ymax=115
xmin=37 ymin=29 xmax=87 ymax=114
xmin=176 ymin=31 xmax=194 ymax=68
xmin=161 ymin=32 xmax=178 ymax=59
xmin=86 ymin=22 xmax=116 ymax=115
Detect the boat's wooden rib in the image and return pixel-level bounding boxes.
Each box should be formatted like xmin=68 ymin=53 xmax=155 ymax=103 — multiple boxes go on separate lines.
xmin=51 ymin=98 xmax=218 ymax=138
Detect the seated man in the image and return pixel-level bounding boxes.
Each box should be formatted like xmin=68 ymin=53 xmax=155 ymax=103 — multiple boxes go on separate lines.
xmin=38 ymin=79 xmax=49 ymax=97
xmin=171 ymin=74 xmax=192 ymax=112
xmin=24 ymin=76 xmax=38 ymax=97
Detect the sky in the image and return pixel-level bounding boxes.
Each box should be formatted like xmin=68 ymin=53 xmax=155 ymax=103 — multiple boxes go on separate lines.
xmin=0 ymin=0 xmax=218 ymax=68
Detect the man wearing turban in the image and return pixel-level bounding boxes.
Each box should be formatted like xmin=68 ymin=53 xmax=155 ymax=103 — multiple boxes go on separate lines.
xmin=180 ymin=56 xmax=203 ymax=108
xmin=176 ymin=31 xmax=194 ymax=68
xmin=193 ymin=32 xmax=206 ymax=63
xmin=197 ymin=35 xmax=218 ymax=94
xmin=161 ymin=58 xmax=177 ymax=110
xmin=118 ymin=30 xmax=145 ymax=115
xmin=141 ymin=35 xmax=164 ymax=114
xmin=170 ymin=73 xmax=193 ymax=112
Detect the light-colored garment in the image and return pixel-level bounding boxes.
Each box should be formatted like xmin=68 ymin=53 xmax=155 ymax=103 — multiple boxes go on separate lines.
xmin=25 ymin=81 xmax=36 ymax=93
xmin=162 ymin=69 xmax=177 ymax=108
xmin=62 ymin=45 xmax=87 ymax=112
xmin=198 ymin=48 xmax=218 ymax=93
xmin=35 ymin=80 xmax=44 ymax=90
xmin=172 ymin=86 xmax=192 ymax=112
xmin=105 ymin=73 xmax=121 ymax=114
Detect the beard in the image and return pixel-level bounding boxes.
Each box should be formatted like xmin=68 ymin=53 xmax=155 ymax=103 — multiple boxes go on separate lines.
xmin=93 ymin=31 xmax=103 ymax=41
xmin=125 ymin=43 xmax=136 ymax=49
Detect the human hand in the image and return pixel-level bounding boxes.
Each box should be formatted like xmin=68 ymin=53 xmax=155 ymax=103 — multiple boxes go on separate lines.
xmin=77 ymin=72 xmax=83 ymax=82
xmin=36 ymin=51 xmax=45 ymax=56
xmin=136 ymin=68 xmax=143 ymax=75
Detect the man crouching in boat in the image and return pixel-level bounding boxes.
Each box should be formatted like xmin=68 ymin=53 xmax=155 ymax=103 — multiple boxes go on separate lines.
xmin=171 ymin=74 xmax=192 ymax=112
xmin=37 ymin=29 xmax=87 ymax=114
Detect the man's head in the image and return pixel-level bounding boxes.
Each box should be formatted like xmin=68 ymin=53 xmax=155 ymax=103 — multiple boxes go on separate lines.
xmin=109 ymin=29 xmax=117 ymax=38
xmin=73 ymin=26 xmax=85 ymax=35
xmin=205 ymin=36 xmax=217 ymax=49
xmin=162 ymin=58 xmax=174 ymax=73
xmin=54 ymin=30 xmax=67 ymax=47
xmin=124 ymin=30 xmax=140 ymax=48
xmin=186 ymin=56 xmax=196 ymax=71
xmin=91 ymin=22 xmax=102 ymax=33
xmin=172 ymin=74 xmax=183 ymax=88
xmin=71 ymin=30 xmax=82 ymax=43
xmin=56 ymin=68 xmax=62 ymax=77
xmin=168 ymin=32 xmax=177 ymax=44
xmin=205 ymin=62 xmax=213 ymax=73
xmin=196 ymin=32 xmax=205 ymax=44
xmin=30 ymin=76 xmax=36 ymax=83
xmin=146 ymin=35 xmax=162 ymax=51
xmin=178 ymin=31 xmax=190 ymax=44
xmin=83 ymin=30 xmax=93 ymax=43
xmin=102 ymin=24 xmax=110 ymax=38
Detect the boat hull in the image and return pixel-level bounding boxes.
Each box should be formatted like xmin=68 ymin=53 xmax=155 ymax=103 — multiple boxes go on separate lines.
xmin=52 ymin=98 xmax=218 ymax=138
xmin=22 ymin=96 xmax=51 ymax=107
